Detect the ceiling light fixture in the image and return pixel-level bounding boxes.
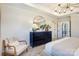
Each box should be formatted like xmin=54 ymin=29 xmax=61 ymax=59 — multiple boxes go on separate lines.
xmin=54 ymin=3 xmax=74 ymax=14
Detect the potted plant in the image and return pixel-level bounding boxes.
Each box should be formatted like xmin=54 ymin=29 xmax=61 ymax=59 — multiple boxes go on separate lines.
xmin=40 ymin=24 xmax=51 ymax=31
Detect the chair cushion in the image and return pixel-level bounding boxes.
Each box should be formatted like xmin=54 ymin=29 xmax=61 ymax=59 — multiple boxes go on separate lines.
xmin=16 ymin=45 xmax=28 ymax=55
xmin=6 ymin=45 xmax=28 ymax=55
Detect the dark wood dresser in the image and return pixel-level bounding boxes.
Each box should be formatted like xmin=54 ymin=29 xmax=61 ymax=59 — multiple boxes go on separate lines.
xmin=30 ymin=31 xmax=52 ymax=47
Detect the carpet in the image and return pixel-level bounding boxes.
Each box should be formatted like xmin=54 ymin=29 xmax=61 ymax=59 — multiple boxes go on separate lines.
xmin=20 ymin=45 xmax=48 ymax=56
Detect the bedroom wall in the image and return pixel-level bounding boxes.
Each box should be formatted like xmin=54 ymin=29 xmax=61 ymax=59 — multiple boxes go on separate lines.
xmin=71 ymin=13 xmax=79 ymax=37
xmin=1 ymin=3 xmax=57 ymax=46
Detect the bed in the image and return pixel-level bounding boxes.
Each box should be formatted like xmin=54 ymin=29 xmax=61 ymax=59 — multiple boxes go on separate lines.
xmin=43 ymin=37 xmax=79 ymax=56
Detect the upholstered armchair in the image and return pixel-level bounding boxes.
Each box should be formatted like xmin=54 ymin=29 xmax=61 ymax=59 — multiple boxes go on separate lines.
xmin=2 ymin=38 xmax=28 ymax=56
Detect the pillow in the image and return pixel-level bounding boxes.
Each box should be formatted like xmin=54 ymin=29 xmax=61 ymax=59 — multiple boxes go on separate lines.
xmin=9 ymin=41 xmax=19 ymax=46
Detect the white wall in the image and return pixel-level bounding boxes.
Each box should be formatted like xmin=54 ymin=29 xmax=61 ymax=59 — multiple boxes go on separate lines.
xmin=1 ymin=4 xmax=57 ymax=46
xmin=71 ymin=13 xmax=79 ymax=37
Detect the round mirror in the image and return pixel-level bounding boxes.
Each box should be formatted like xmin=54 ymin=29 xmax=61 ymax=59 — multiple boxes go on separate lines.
xmin=32 ymin=16 xmax=46 ymax=31
xmin=33 ymin=16 xmax=46 ymax=25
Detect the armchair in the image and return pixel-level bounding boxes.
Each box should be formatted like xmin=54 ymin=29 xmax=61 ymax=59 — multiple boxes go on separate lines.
xmin=2 ymin=39 xmax=28 ymax=56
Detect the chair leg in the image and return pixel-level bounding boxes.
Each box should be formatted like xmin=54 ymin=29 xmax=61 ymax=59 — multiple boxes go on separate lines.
xmin=26 ymin=48 xmax=28 ymax=52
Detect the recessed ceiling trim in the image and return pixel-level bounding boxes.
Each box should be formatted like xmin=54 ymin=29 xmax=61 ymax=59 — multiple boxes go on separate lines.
xmin=25 ymin=3 xmax=79 ymax=17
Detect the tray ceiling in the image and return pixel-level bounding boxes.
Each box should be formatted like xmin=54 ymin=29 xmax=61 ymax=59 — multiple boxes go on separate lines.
xmin=26 ymin=3 xmax=79 ymax=17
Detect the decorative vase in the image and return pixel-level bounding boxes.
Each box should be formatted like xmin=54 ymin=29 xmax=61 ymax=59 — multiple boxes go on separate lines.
xmin=45 ymin=27 xmax=48 ymax=31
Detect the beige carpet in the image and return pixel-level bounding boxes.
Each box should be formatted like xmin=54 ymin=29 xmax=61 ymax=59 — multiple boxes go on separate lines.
xmin=20 ymin=45 xmax=48 ymax=56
